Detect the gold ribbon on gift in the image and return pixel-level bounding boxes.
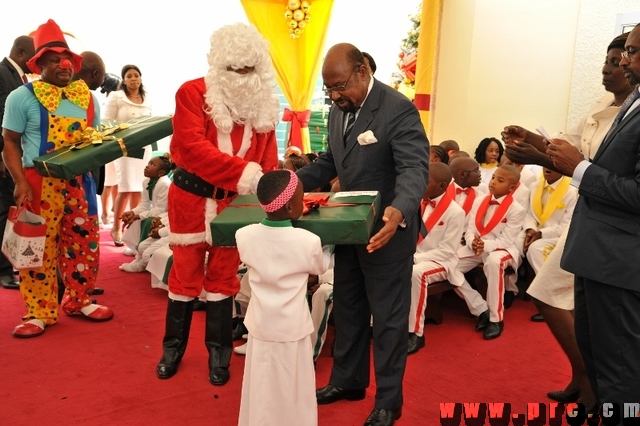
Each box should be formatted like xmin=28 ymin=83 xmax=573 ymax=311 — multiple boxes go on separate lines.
xmin=39 ymin=116 xmax=155 ymax=177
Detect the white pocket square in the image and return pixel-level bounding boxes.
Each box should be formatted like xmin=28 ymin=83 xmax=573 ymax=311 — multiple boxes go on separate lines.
xmin=357 ymin=130 xmax=378 ymax=145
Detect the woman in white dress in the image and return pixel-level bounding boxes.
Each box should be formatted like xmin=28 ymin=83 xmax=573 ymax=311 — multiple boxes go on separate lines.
xmin=102 ymin=65 xmax=152 ymax=245
xmin=99 ymin=72 xmax=122 ymax=226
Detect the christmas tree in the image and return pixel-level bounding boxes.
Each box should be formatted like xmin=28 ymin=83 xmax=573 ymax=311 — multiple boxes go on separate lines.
xmin=22 ymin=244 xmax=35 ymax=256
xmin=392 ymin=3 xmax=421 ymax=100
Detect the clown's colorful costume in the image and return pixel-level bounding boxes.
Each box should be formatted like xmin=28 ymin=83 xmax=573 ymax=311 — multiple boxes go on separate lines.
xmin=156 ymin=77 xmax=278 ymax=385
xmin=3 ymin=79 xmax=113 ymax=330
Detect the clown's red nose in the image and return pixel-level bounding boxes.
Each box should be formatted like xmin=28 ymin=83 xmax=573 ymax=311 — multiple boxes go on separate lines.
xmin=60 ymin=59 xmax=72 ymax=70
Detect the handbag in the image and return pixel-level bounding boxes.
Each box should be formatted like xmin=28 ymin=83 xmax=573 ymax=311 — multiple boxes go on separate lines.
xmin=1 ymin=203 xmax=47 ymax=270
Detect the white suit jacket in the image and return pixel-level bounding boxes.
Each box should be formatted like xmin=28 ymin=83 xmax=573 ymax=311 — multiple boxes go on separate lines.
xmin=457 ymin=193 xmax=526 ymax=261
xmin=415 ymin=194 xmax=466 ymax=286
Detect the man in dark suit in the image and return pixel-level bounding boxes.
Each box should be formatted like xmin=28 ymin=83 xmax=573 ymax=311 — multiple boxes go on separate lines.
xmin=297 ymin=43 xmax=429 ymax=426
xmin=549 ymin=23 xmax=640 ymax=420
xmin=0 ymin=35 xmax=34 ymax=290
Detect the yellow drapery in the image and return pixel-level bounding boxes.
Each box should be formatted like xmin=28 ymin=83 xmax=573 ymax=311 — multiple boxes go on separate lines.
xmin=242 ymin=0 xmax=335 ymax=153
xmin=414 ymin=0 xmax=442 ymax=136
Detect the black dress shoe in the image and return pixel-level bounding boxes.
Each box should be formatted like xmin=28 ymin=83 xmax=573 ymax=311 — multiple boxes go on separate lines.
xmin=0 ymin=275 xmax=20 ymax=289
xmin=364 ymin=407 xmax=402 ymax=426
xmin=88 ymin=287 xmax=104 ymax=295
xmin=407 ymin=333 xmax=425 ymax=355
xmin=504 ymin=291 xmax=515 ymax=309
xmin=209 ymin=368 xmax=230 ymax=386
xmin=547 ymin=389 xmax=579 ymax=403
xmin=156 ymin=362 xmax=179 ymax=379
xmin=483 ymin=321 xmax=504 ymax=340
xmin=475 ymin=310 xmax=490 ymax=331
xmin=316 ymin=384 xmax=365 ymax=404
xmin=531 ymin=313 xmax=544 ymax=322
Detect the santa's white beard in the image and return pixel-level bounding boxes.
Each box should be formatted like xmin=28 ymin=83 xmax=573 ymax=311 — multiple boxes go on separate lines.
xmin=205 ymin=69 xmax=276 ymax=133
xmin=219 ymin=72 xmax=263 ymax=122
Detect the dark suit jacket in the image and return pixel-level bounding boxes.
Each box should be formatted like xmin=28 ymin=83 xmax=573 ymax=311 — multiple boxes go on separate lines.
xmin=0 ymin=57 xmax=25 ymax=149
xmin=561 ymin=95 xmax=640 ymax=291
xmin=297 ymin=79 xmax=430 ymax=263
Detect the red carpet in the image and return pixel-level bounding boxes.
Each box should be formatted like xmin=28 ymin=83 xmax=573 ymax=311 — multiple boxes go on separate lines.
xmin=0 ymin=229 xmax=575 ymax=425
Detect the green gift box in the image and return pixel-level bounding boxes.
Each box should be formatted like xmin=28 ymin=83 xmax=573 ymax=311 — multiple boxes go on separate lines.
xmin=210 ymin=191 xmax=381 ymax=246
xmin=33 ymin=115 xmax=173 ymax=180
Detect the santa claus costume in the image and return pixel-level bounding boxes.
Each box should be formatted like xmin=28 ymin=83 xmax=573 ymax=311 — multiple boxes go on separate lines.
xmin=155 ymin=23 xmax=280 ymax=386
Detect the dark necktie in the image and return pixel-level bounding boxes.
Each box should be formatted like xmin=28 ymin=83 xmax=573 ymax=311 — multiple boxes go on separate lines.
xmin=344 ymin=112 xmax=356 ymax=142
xmin=147 ymin=179 xmax=158 ymax=199
xmin=22 ymin=74 xmax=28 ymax=84
xmin=609 ymin=88 xmax=640 ymax=134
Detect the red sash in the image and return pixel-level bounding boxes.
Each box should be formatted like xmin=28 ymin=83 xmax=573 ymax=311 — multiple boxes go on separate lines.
xmin=474 ymin=194 xmax=513 ymax=237
xmin=447 ymin=183 xmax=475 ymax=215
xmin=417 ymin=194 xmax=454 ymax=244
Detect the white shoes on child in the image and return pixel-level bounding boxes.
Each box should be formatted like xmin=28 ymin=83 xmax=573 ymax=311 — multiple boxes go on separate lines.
xmin=122 ymin=247 xmax=136 ymax=256
xmin=234 ymin=342 xmax=247 ymax=355
xmin=233 ymin=334 xmax=249 ymax=355
xmin=119 ymin=261 xmax=144 ymax=273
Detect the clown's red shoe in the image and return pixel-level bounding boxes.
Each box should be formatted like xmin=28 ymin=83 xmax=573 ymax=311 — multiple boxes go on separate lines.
xmin=62 ymin=295 xmax=114 ymax=322
xmin=12 ymin=319 xmax=46 ymax=338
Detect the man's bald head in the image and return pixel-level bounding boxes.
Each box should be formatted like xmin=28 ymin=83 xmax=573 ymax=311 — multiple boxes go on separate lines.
xmin=74 ymin=51 xmax=106 ymax=90
xmin=322 ymin=43 xmax=369 ymax=114
xmin=9 ymin=36 xmax=35 ymax=74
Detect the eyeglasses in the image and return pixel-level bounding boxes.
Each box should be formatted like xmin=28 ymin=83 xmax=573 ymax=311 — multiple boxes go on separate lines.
xmin=323 ymin=68 xmax=357 ymax=94
xmin=621 ymin=46 xmax=640 ymax=61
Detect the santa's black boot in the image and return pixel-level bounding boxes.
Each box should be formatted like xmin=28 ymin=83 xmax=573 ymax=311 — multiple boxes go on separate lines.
xmin=205 ymin=297 xmax=234 ymax=386
xmin=156 ymin=299 xmax=194 ymax=379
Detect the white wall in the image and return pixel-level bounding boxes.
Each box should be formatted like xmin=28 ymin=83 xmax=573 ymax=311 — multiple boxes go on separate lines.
xmin=432 ymin=0 xmax=581 ymax=153
xmin=567 ymin=0 xmax=640 ymax=129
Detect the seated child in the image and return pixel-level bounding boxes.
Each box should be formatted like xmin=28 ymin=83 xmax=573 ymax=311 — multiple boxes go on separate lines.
xmin=523 ymin=168 xmax=578 ymax=274
xmin=146 ymin=242 xmax=173 ymax=291
xmin=501 ymin=152 xmax=538 ymax=188
xmin=408 ymin=163 xmax=466 ymax=355
xmin=309 ymin=256 xmax=335 ymax=361
xmin=236 ymin=169 xmax=331 ymax=426
xmin=499 ymin=154 xmax=530 ymax=212
xmin=439 ymin=139 xmax=459 ymax=158
xmin=447 ymin=157 xmax=486 ymax=229
xmin=120 ymin=213 xmax=170 ymax=272
xmin=430 ymin=145 xmax=449 ymax=164
xmin=474 ymin=137 xmax=504 ymax=185
xmin=451 ymin=165 xmax=526 ymax=340
xmin=121 ymin=153 xmax=175 ymax=257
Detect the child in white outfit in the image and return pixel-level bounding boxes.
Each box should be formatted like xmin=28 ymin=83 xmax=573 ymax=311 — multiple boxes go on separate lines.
xmin=121 ymin=213 xmax=170 ymax=273
xmin=120 ymin=153 xmax=175 ymax=272
xmin=236 ymin=169 xmax=331 ymax=426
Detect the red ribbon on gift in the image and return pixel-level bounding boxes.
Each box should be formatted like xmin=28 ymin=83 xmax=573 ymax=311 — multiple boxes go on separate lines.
xmin=282 ymin=108 xmax=311 ymax=151
xmin=302 ymin=193 xmax=329 ymax=215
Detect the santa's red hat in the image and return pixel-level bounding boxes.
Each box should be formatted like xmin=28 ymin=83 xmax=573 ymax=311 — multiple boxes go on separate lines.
xmin=27 ymin=19 xmax=83 ymax=74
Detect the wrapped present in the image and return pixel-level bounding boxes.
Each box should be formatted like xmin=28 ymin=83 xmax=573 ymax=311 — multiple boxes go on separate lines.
xmin=210 ymin=191 xmax=380 ymax=246
xmin=33 ymin=115 xmax=172 ymax=179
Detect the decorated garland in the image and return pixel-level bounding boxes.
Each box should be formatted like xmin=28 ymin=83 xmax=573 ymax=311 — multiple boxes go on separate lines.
xmin=285 ymin=0 xmax=311 ymax=39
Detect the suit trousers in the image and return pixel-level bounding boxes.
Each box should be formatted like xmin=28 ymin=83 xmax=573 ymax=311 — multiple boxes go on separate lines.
xmin=574 ymin=276 xmax=640 ymax=416
xmin=329 ymin=244 xmax=412 ymax=410
xmin=0 ymin=172 xmax=16 ymax=276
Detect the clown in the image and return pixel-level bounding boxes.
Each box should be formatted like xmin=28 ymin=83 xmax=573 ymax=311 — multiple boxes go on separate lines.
xmin=2 ymin=19 xmax=113 ymax=338
xmin=156 ymin=23 xmax=280 ymax=386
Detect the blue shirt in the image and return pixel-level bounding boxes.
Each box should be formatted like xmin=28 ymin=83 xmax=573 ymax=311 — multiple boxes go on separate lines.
xmin=2 ymin=85 xmax=100 ymax=167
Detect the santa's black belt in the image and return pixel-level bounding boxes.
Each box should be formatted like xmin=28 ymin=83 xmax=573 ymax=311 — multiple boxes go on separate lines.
xmin=173 ymin=167 xmax=236 ymax=200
